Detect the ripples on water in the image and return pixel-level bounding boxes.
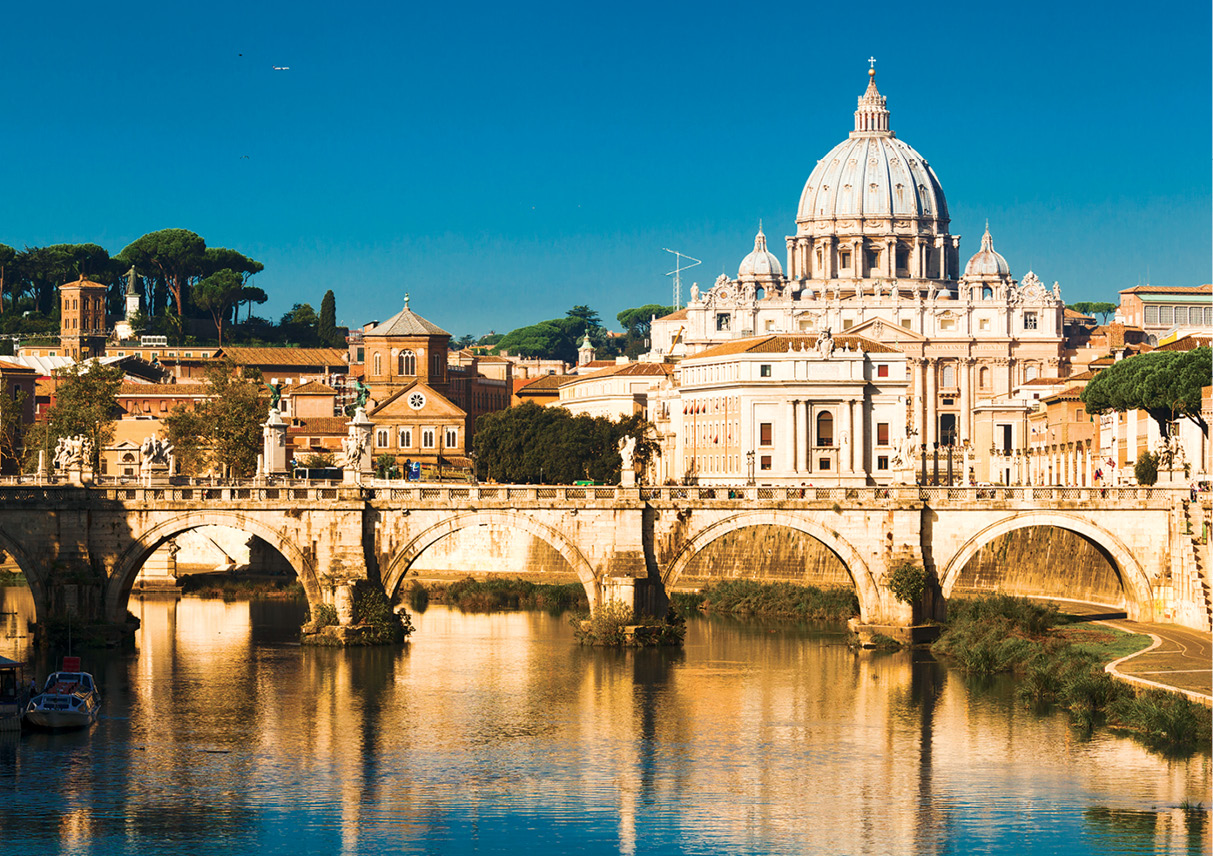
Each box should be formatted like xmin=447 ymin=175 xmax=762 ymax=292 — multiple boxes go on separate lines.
xmin=0 ymin=588 xmax=1208 ymax=855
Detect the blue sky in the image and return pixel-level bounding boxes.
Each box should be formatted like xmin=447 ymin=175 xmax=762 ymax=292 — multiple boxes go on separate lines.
xmin=1 ymin=0 xmax=1209 ymax=337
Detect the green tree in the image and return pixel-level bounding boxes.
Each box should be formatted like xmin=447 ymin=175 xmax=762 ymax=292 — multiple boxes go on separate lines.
xmin=1134 ymin=451 xmax=1159 ymax=486
xmin=0 ymin=388 xmax=27 ymax=473
xmin=318 ymin=290 xmax=341 ymax=347
xmin=24 ymin=360 xmax=124 ymax=472
xmin=1070 ymin=301 xmax=1118 ymax=324
xmin=118 ymin=229 xmax=206 ymax=319
xmin=194 ymin=268 xmax=244 ymax=345
xmin=237 ymin=285 xmax=268 ymax=323
xmin=0 ymin=243 xmax=14 ymax=314
xmin=164 ymin=359 xmax=269 ymax=477
xmin=473 ymin=402 xmax=655 ymax=484
xmin=1081 ymin=347 xmax=1210 ymax=438
xmin=279 ymin=303 xmax=320 ymax=346
xmin=617 ymin=303 xmax=674 ymax=358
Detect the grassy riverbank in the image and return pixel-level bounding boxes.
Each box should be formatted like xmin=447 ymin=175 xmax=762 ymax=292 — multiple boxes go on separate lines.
xmin=410 ymin=578 xmax=589 ymax=613
xmin=934 ymin=595 xmax=1211 ymax=753
xmin=179 ymin=576 xmax=305 ymax=601
xmin=671 ymin=580 xmax=859 ymax=622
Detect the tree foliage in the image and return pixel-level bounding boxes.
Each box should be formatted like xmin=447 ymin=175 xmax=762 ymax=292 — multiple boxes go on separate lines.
xmin=23 ymin=360 xmax=124 ymax=472
xmin=1081 ymin=347 xmax=1210 ymax=437
xmin=194 ymin=268 xmax=244 ymax=345
xmin=117 ymin=229 xmax=206 ymax=318
xmin=473 ymin=403 xmax=658 ymax=484
xmin=617 ymin=303 xmax=674 ymax=358
xmin=164 ymin=359 xmax=269 ymax=477
xmin=493 ymin=306 xmax=612 ymax=363
xmin=318 ymin=290 xmax=343 ymax=348
xmin=1134 ymin=451 xmax=1159 ymax=486
xmin=1069 ymin=301 xmax=1118 ymax=323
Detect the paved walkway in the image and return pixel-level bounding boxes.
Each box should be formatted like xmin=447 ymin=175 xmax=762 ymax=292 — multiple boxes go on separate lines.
xmin=1045 ymin=600 xmax=1212 ymax=704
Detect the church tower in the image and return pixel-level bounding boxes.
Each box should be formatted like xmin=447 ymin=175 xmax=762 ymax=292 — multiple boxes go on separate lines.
xmin=59 ymin=275 xmax=108 ymax=359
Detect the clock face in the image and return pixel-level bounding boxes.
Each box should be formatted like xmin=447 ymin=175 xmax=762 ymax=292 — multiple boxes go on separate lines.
xmin=408 ymin=392 xmax=426 ymax=410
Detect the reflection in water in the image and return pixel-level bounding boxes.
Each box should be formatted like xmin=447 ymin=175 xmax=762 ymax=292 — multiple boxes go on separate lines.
xmin=0 ymin=593 xmax=1208 ymax=855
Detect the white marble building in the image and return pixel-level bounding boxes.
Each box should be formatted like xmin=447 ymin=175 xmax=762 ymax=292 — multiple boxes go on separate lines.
xmin=648 ymin=69 xmax=1067 ymax=481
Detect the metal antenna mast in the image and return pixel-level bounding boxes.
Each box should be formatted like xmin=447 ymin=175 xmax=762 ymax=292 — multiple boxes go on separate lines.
xmin=663 ymin=248 xmax=701 ymax=310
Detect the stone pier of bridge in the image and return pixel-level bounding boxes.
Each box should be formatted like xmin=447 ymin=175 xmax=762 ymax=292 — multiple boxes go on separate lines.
xmin=0 ymin=482 xmax=1203 ymax=641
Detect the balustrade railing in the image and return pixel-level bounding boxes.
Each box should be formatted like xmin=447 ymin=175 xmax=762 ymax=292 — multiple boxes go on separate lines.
xmin=0 ymin=478 xmax=1189 ymax=506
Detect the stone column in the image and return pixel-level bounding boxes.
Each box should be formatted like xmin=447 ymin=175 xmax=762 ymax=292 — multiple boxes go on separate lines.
xmin=1084 ymin=441 xmax=1093 ymax=486
xmin=795 ymin=400 xmax=808 ymax=473
xmin=840 ymin=399 xmax=853 ymax=475
xmin=925 ymin=358 xmax=937 ymax=447
xmin=787 ymin=400 xmax=798 ymax=474
xmin=262 ymin=409 xmax=288 ymax=476
xmin=959 ymin=358 xmax=972 ymax=443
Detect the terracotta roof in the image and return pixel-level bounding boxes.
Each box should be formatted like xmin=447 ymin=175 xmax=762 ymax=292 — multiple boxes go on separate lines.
xmin=289 ymin=381 xmax=337 ymax=394
xmin=1155 ymin=334 xmax=1212 ymax=352
xmin=687 ymin=334 xmax=902 ymax=360
xmin=0 ymin=360 xmax=36 ymax=374
xmin=118 ymin=383 xmax=209 ymax=396
xmin=1119 ymin=283 xmax=1211 ymax=295
xmin=656 ymin=308 xmax=689 ymax=322
xmin=1021 ymin=377 xmax=1065 ymax=386
xmin=460 ymin=350 xmax=510 ymax=362
xmin=560 ymin=363 xmax=674 ymax=385
xmin=287 ymin=417 xmax=349 ymax=435
xmin=1063 ymin=308 xmax=1095 ymax=320
xmin=515 ymin=374 xmax=567 ymax=393
xmin=1089 ymin=357 xmax=1115 ymax=366
xmin=217 ymin=347 xmax=349 ymax=367
xmin=364 ymin=302 xmax=450 ymax=338
xmin=1066 ymin=370 xmax=1098 ymax=381
xmin=578 ymin=360 xmax=617 ymax=370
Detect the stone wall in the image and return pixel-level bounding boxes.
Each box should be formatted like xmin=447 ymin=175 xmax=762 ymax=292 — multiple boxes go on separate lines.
xmin=674 ymin=525 xmax=854 ymax=590
xmin=406 ymin=523 xmax=578 ymax=581
xmin=950 ymin=527 xmax=1124 ymax=607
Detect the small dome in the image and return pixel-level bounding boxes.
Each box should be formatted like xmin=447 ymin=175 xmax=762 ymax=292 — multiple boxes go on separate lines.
xmin=964 ymin=225 xmax=1010 ymax=277
xmin=738 ymin=225 xmax=783 ymax=280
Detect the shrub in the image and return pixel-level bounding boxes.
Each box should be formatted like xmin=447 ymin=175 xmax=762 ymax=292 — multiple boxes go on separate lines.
xmin=685 ymin=580 xmax=859 ymax=621
xmin=885 ymin=563 xmax=926 ymax=606
xmin=408 ymin=580 xmax=429 ymax=612
xmin=574 ymin=600 xmax=633 ymax=646
xmin=306 ymin=602 xmax=337 ymax=632
xmin=354 ymin=584 xmax=413 ymax=644
xmin=1134 ymin=451 xmax=1159 ymax=486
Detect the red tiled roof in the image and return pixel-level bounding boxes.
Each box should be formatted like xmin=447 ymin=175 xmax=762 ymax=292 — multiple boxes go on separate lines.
xmin=1119 ymin=283 xmax=1212 ymax=295
xmin=286 ymin=417 xmax=349 ymax=435
xmin=688 ymin=334 xmax=902 ymax=360
xmin=118 ymin=383 xmax=209 ymax=396
xmin=289 ymin=381 xmax=337 ymax=394
xmin=217 ymin=347 xmax=349 ymax=367
xmin=1155 ymin=334 xmax=1212 ymax=352
xmin=560 ymin=363 xmax=674 ymax=385
xmin=515 ymin=374 xmax=566 ymax=393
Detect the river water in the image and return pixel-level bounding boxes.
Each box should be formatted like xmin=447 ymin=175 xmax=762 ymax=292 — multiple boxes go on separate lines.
xmin=0 ymin=587 xmax=1208 ymax=855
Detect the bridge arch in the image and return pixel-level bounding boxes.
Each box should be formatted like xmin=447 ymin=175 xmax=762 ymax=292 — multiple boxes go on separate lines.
xmin=105 ymin=512 xmax=322 ymax=623
xmin=938 ymin=511 xmax=1153 ymax=620
xmin=0 ymin=526 xmax=45 ymax=624
xmin=382 ymin=511 xmax=598 ymax=606
xmin=663 ymin=511 xmax=883 ymax=624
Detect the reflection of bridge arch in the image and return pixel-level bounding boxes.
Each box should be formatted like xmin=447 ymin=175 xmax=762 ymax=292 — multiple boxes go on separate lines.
xmin=382 ymin=511 xmax=598 ymax=605
xmin=663 ymin=512 xmax=881 ymax=624
xmin=938 ymin=512 xmax=1152 ymax=619
xmin=105 ymin=512 xmax=321 ymax=623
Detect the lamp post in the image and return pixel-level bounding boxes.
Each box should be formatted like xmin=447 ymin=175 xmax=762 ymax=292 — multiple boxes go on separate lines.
xmin=746 ymin=450 xmax=755 ymax=486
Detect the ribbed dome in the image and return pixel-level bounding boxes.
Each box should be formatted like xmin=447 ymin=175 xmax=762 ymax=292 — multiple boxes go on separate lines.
xmin=796 ymin=71 xmax=948 ymax=226
xmin=738 ymin=225 xmax=783 ymax=280
xmin=964 ymin=226 xmax=1010 ymax=277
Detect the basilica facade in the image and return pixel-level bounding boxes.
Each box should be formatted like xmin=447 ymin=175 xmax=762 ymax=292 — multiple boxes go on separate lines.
xmin=648 ymin=69 xmax=1069 ymax=484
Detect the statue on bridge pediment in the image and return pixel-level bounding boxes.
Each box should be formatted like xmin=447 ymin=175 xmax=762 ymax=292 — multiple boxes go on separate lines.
xmin=891 ymin=428 xmax=919 ymax=471
xmin=139 ymin=436 xmax=174 ymax=476
xmin=53 ymin=435 xmax=90 ymax=471
xmin=338 ymin=431 xmax=368 ymax=471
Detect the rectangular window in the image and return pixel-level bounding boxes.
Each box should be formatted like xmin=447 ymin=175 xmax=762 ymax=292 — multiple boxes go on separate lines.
xmin=1159 ymin=305 xmax=1174 ymax=325
xmin=876 ymin=364 xmax=889 ymax=378
xmin=422 ymin=429 xmax=435 ymax=449
xmin=842 ymin=318 xmax=854 ymax=330
xmin=1024 ymin=312 xmax=1038 ymax=330
xmin=445 ymin=427 xmax=458 ymax=448
xmin=760 ymin=364 xmax=772 ymax=378
xmin=901 ymin=319 xmax=912 ymax=330
xmin=840 ymin=251 xmax=851 ymax=269
xmin=877 ymin=423 xmax=889 ymax=445
xmin=1144 ymin=305 xmax=1159 ymax=325
xmin=939 ymin=318 xmax=956 ymax=331
xmin=978 ymin=318 xmax=990 ymax=331
xmin=759 ymin=423 xmax=773 ymax=446
xmin=877 ymin=456 xmax=889 ymax=470
xmin=1174 ymin=306 xmax=1188 ymax=325
xmin=1076 ymin=408 xmax=1084 ymax=420
xmin=818 ymin=458 xmax=831 ymax=471
xmin=375 ymin=429 xmax=388 ymax=448
xmin=760 ymin=455 xmax=772 ymax=471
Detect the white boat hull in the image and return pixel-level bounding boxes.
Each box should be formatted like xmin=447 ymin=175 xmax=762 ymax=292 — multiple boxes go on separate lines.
xmin=24 ymin=707 xmax=96 ymax=730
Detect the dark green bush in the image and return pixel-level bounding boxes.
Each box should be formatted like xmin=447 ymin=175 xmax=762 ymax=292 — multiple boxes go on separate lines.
xmin=682 ymin=580 xmax=859 ymax=621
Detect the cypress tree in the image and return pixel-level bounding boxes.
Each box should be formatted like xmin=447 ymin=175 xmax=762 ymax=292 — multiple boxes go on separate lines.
xmin=319 ymin=289 xmax=338 ymax=347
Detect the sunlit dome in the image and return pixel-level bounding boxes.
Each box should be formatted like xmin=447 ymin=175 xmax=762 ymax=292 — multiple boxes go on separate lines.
xmin=738 ymin=225 xmax=783 ymax=281
xmin=964 ymin=226 xmax=1011 ymax=277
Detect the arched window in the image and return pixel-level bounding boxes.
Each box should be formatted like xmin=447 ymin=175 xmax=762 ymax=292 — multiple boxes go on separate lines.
xmin=398 ymin=349 xmax=416 ymax=375
xmin=1025 ymin=363 xmax=1038 ymax=381
xmin=941 ymin=363 xmax=955 ymax=388
xmin=981 ymin=285 xmax=993 ymax=300
xmin=979 ymin=366 xmax=990 ymax=389
xmin=896 ymin=244 xmax=910 ymax=275
xmin=373 ymin=352 xmax=382 ymax=375
xmin=816 ymin=412 xmax=834 ymax=447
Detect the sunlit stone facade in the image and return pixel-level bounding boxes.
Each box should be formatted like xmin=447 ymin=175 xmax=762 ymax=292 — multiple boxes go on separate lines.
xmin=648 ymin=70 xmax=1068 ymax=484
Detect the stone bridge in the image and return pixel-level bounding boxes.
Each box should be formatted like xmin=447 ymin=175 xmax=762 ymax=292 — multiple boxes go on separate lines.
xmin=0 ymin=482 xmax=1206 ymax=638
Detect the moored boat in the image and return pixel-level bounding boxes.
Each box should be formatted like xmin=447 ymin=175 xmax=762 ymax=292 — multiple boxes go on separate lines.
xmin=0 ymin=655 xmax=29 ymax=731
xmin=24 ymin=656 xmax=99 ymax=730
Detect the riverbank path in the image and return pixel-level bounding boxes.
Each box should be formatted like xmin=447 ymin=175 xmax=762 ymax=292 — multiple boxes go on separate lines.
xmin=1048 ymin=600 xmax=1212 ymax=704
